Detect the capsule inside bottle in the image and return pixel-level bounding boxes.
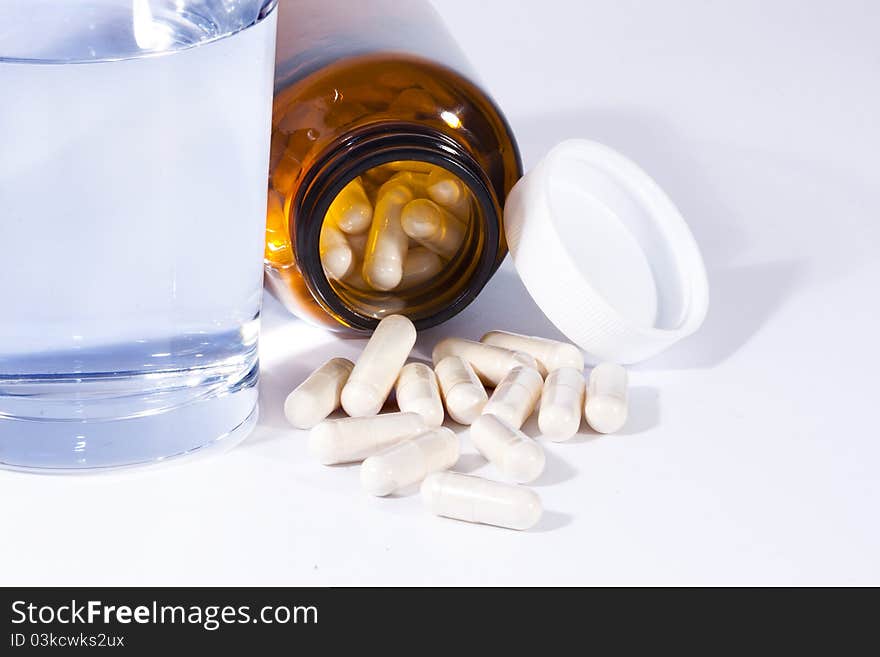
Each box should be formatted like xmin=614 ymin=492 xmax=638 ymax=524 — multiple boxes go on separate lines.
xmin=317 ymin=160 xmax=486 ymax=324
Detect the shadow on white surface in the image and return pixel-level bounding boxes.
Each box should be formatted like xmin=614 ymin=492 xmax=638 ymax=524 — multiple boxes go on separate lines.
xmin=512 ymin=108 xmax=750 ymax=263
xmin=385 ymin=482 xmax=420 ymax=498
xmin=423 ymin=244 xmax=806 ymax=372
xmin=618 ymin=386 xmax=660 ymax=435
xmin=643 ymin=261 xmax=806 ymax=369
xmin=508 ymin=108 xmax=818 ymax=370
xmin=563 ymin=432 xmax=602 ymax=446
xmin=531 ymin=447 xmax=577 ymax=487
xmin=562 ymin=385 xmax=661 ymax=443
xmin=531 ymin=510 xmax=573 ymax=533
xmin=419 ymin=266 xmax=570 ymax=347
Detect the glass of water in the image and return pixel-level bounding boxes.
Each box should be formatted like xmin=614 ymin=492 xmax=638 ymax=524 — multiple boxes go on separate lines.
xmin=0 ymin=1 xmax=278 ymax=470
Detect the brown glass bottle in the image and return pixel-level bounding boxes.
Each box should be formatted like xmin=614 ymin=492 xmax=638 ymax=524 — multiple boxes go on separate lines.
xmin=264 ymin=0 xmax=522 ymax=331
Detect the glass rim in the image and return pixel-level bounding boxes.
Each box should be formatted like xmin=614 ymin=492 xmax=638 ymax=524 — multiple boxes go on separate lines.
xmin=0 ymin=0 xmax=277 ymax=66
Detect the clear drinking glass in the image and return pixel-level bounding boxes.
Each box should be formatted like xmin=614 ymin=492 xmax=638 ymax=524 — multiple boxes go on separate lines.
xmin=0 ymin=1 xmax=278 ymax=471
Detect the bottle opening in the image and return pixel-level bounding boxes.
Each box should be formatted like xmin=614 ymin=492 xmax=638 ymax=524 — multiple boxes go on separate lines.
xmin=277 ymin=120 xmax=506 ymax=332
xmin=320 ymin=160 xmax=484 ymax=323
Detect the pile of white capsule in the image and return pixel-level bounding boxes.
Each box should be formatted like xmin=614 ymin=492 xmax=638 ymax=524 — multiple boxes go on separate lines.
xmin=284 ymin=314 xmax=629 ymax=531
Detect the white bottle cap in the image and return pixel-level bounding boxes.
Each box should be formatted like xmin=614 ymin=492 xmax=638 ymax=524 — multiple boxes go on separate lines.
xmin=503 ymin=139 xmax=709 ymax=364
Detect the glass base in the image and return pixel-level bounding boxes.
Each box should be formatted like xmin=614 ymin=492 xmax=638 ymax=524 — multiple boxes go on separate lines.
xmin=0 ymin=383 xmax=258 ymax=473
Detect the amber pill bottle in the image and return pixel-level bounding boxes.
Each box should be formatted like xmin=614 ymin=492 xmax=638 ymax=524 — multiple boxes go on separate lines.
xmin=263 ymin=0 xmax=522 ymax=332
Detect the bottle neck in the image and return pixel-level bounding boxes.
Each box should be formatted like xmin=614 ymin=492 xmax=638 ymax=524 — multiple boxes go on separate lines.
xmin=293 ymin=122 xmax=504 ymax=331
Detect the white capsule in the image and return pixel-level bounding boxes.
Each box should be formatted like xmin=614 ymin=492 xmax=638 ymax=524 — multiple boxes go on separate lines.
xmin=401 ymin=198 xmax=466 ymax=259
xmin=341 ymin=314 xmax=417 ymax=417
xmin=309 ymin=412 xmax=427 ymax=465
xmin=538 ymin=367 xmax=585 ymax=441
xmin=421 ymin=472 xmax=542 ymax=531
xmin=426 ymin=168 xmax=471 ymax=220
xmin=432 ymin=338 xmax=537 ymax=387
xmin=363 ymin=180 xmax=413 ymax=291
xmin=284 ymin=358 xmax=354 ymax=429
xmin=482 ymin=365 xmax=543 ymax=430
xmin=398 ymin=246 xmax=443 ymax=290
xmin=319 ymin=221 xmax=353 ymax=280
xmin=480 ymin=330 xmax=584 ymax=377
xmin=361 ymin=427 xmax=459 ymax=496
xmin=395 ymin=362 xmax=444 ymax=427
xmin=584 ymin=363 xmax=628 ymax=434
xmin=329 ymin=177 xmax=373 ymax=234
xmin=434 ymin=356 xmax=488 ymax=425
xmin=469 ymin=414 xmax=545 ymax=483
xmin=309 ymin=413 xmax=428 ymax=465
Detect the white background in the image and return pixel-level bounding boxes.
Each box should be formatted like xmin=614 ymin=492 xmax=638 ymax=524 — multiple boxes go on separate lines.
xmin=2 ymin=0 xmax=879 ymax=585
